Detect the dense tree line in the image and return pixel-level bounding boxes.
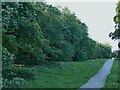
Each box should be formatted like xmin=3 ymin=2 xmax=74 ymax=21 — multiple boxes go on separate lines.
xmin=2 ymin=2 xmax=112 ymax=88
xmin=2 ymin=2 xmax=112 ymax=65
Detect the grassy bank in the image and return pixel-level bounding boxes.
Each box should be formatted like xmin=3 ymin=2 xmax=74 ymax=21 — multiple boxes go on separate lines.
xmin=22 ymin=59 xmax=107 ymax=88
xmin=103 ymin=60 xmax=119 ymax=88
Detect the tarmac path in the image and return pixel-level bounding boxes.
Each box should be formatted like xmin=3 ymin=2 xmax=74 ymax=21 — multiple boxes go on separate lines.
xmin=79 ymin=59 xmax=114 ymax=90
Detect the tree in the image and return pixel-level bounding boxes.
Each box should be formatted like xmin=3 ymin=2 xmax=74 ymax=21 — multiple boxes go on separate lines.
xmin=2 ymin=2 xmax=46 ymax=65
xmin=109 ymin=1 xmax=120 ymax=59
xmin=2 ymin=2 xmax=112 ymax=65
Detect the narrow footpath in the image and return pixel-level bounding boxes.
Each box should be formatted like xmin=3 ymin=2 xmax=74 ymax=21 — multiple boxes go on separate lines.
xmin=79 ymin=59 xmax=114 ymax=90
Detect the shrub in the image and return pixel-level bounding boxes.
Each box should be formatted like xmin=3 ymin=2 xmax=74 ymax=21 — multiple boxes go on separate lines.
xmin=2 ymin=77 xmax=24 ymax=88
xmin=2 ymin=47 xmax=23 ymax=88
xmin=14 ymin=67 xmax=35 ymax=80
xmin=2 ymin=47 xmax=34 ymax=88
xmin=2 ymin=47 xmax=15 ymax=80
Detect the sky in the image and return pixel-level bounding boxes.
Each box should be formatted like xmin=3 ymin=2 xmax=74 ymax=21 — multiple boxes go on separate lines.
xmin=46 ymin=0 xmax=118 ymax=51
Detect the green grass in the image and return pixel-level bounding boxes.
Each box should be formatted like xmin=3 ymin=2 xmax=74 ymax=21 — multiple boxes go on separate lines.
xmin=103 ymin=60 xmax=119 ymax=88
xmin=22 ymin=59 xmax=107 ymax=88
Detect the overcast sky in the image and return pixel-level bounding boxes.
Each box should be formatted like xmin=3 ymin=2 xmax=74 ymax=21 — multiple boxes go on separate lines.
xmin=46 ymin=0 xmax=118 ymax=51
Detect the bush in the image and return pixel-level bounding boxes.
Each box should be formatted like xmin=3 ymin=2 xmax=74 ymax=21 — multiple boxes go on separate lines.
xmin=14 ymin=67 xmax=35 ymax=80
xmin=2 ymin=47 xmax=24 ymax=88
xmin=2 ymin=47 xmax=15 ymax=80
xmin=2 ymin=77 xmax=24 ymax=88
xmin=2 ymin=47 xmax=35 ymax=88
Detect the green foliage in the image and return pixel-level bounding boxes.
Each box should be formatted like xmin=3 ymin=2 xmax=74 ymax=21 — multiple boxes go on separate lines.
xmin=2 ymin=47 xmax=15 ymax=81
xmin=109 ymin=1 xmax=120 ymax=40
xmin=2 ymin=2 xmax=112 ymax=65
xmin=109 ymin=1 xmax=120 ymax=59
xmin=14 ymin=67 xmax=35 ymax=80
xmin=2 ymin=2 xmax=46 ymax=65
xmin=3 ymin=77 xmax=24 ymax=88
xmin=2 ymin=47 xmax=34 ymax=88
xmin=2 ymin=2 xmax=112 ymax=88
xmin=2 ymin=47 xmax=23 ymax=88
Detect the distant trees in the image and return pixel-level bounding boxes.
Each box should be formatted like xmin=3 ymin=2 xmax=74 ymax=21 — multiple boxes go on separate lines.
xmin=2 ymin=2 xmax=112 ymax=65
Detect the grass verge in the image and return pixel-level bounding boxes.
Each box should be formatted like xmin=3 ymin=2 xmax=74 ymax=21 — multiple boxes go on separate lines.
xmin=22 ymin=59 xmax=107 ymax=88
xmin=103 ymin=60 xmax=119 ymax=88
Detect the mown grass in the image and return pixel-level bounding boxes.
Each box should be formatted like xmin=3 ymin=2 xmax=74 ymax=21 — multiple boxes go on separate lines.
xmin=22 ymin=59 xmax=107 ymax=88
xmin=103 ymin=60 xmax=119 ymax=88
